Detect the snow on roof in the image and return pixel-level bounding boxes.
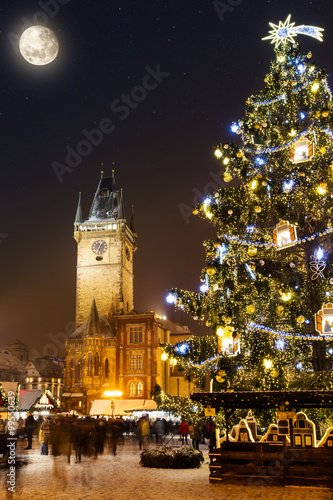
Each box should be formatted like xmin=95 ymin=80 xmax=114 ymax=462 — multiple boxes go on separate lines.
xmin=18 ymin=390 xmax=44 ymax=410
xmin=0 ymin=346 xmax=25 ymax=370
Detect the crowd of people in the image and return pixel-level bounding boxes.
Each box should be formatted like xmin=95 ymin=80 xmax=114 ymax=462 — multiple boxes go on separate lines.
xmin=0 ymin=413 xmax=214 ymax=462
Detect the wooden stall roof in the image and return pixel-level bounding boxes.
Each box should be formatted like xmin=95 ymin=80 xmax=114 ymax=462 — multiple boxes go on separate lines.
xmin=191 ymin=390 xmax=333 ymax=410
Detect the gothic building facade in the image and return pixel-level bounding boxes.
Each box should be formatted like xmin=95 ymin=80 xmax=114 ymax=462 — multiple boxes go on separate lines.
xmin=62 ymin=172 xmax=191 ymax=414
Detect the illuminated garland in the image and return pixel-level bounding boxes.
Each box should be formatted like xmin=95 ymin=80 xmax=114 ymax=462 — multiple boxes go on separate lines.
xmin=245 ymin=127 xmax=315 ymax=153
xmin=247 ymin=322 xmax=333 ymax=340
xmin=251 ymin=81 xmax=312 ymax=107
xmin=222 ymin=226 xmax=333 ymax=247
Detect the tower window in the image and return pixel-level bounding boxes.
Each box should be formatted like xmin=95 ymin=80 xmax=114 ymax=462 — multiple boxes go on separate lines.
xmin=105 ymin=358 xmax=109 ymax=379
xmin=75 ymin=359 xmax=82 ymax=384
xmin=129 ymin=327 xmax=143 ymax=344
xmin=100 ymin=189 xmax=110 ymax=197
xmin=94 ymin=353 xmax=100 ymax=376
xmin=87 ymin=353 xmax=93 ymax=377
xmin=96 ymin=256 xmax=103 ymax=261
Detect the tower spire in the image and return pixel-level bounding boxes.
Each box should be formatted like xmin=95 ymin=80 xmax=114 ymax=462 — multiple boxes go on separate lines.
xmin=130 ymin=205 xmax=137 ymax=235
xmin=75 ymin=192 xmax=83 ymax=223
xmin=118 ymin=189 xmax=125 ymax=220
xmin=84 ymin=298 xmax=101 ymax=337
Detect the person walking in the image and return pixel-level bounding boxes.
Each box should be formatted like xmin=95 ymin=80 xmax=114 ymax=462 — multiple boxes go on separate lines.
xmin=193 ymin=422 xmax=202 ymax=450
xmin=179 ymin=420 xmax=189 ymax=445
xmin=24 ymin=412 xmax=36 ymax=450
xmin=141 ymin=416 xmax=150 ymax=450
xmin=41 ymin=416 xmax=54 ymax=455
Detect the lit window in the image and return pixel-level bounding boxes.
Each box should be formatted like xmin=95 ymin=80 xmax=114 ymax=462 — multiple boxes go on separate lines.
xmin=130 ymin=355 xmax=136 ymax=370
xmin=129 ymin=382 xmax=136 ymax=396
xmin=137 ymin=355 xmax=143 ymax=371
xmin=137 ymin=382 xmax=143 ymax=396
xmin=129 ymin=327 xmax=143 ymax=344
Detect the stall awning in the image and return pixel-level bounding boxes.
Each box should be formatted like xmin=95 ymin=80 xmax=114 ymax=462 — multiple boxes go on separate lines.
xmin=61 ymin=393 xmax=84 ymax=397
xmin=90 ymin=399 xmax=157 ymax=416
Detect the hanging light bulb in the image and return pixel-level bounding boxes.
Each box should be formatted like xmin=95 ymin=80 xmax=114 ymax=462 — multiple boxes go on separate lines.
xmin=215 ymin=149 xmax=222 ymax=158
xmin=311 ymin=82 xmax=320 ymax=92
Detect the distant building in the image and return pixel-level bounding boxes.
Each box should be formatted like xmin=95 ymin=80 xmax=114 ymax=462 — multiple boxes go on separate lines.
xmin=0 ymin=347 xmax=26 ymax=384
xmin=6 ymin=340 xmax=30 ymax=363
xmin=62 ymin=172 xmax=193 ymax=414
xmin=24 ymin=357 xmax=64 ymax=406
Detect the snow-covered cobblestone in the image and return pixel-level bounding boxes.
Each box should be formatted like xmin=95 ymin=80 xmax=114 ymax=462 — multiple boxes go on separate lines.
xmin=2 ymin=438 xmax=332 ymax=500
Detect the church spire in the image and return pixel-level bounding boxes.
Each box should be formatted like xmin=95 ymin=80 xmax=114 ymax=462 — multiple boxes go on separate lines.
xmin=75 ymin=192 xmax=82 ymax=223
xmin=130 ymin=205 xmax=137 ymax=235
xmin=118 ymin=189 xmax=125 ymax=220
xmin=84 ymin=298 xmax=101 ymax=337
xmin=88 ymin=170 xmax=118 ymax=221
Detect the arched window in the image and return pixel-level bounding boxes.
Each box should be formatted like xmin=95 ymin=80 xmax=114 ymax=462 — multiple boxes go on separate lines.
xmin=137 ymin=381 xmax=143 ymax=396
xmin=100 ymin=188 xmax=110 ymax=197
xmin=105 ymin=358 xmax=109 ymax=379
xmin=129 ymin=381 xmax=136 ymax=396
xmin=75 ymin=359 xmax=82 ymax=384
xmin=69 ymin=359 xmax=75 ymax=385
xmin=87 ymin=353 xmax=93 ymax=377
xmin=94 ymin=353 xmax=100 ymax=376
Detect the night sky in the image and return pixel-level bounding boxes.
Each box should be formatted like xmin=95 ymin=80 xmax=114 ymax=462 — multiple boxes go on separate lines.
xmin=1 ymin=1 xmax=333 ymax=354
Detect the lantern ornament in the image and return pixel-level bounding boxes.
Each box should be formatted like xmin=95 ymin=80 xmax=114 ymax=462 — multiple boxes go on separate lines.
xmin=315 ymin=303 xmax=333 ymax=335
xmin=216 ymin=326 xmax=240 ymax=356
xmin=273 ymin=220 xmax=297 ymax=249
xmin=290 ymin=138 xmax=314 ymax=163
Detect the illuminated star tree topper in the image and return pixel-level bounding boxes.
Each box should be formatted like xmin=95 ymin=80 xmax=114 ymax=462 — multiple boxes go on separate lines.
xmin=262 ymin=14 xmax=324 ymax=48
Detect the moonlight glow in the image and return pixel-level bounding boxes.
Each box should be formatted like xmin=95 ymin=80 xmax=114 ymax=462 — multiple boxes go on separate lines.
xmin=19 ymin=26 xmax=59 ymax=66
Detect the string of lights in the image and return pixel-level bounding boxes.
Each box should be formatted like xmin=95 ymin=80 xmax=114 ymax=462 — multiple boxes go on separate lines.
xmin=246 ymin=322 xmax=333 ymax=340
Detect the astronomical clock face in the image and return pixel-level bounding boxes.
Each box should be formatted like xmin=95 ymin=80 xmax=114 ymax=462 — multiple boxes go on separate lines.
xmin=92 ymin=240 xmax=107 ymax=255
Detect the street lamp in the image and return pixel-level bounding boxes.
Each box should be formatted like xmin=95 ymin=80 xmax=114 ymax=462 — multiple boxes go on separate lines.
xmin=103 ymin=390 xmax=123 ymax=418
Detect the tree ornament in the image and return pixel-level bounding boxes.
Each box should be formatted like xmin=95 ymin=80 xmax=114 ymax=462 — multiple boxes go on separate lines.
xmin=223 ymin=172 xmax=232 ymax=182
xmin=215 ymin=370 xmax=226 ymax=383
xmin=215 ymin=148 xmax=222 ymax=158
xmin=259 ymin=260 xmax=265 ymax=266
xmin=273 ymin=221 xmax=297 ymax=248
xmin=248 ymin=246 xmax=257 ymax=257
xmin=225 ymin=317 xmax=232 ymax=323
xmin=206 ymin=320 xmax=212 ymax=326
xmin=236 ymin=152 xmax=242 ymax=158
xmin=228 ymin=209 xmax=233 ymax=215
xmin=192 ymin=208 xmax=199 ymax=215
xmin=224 ymin=144 xmax=229 ymax=149
xmin=290 ymin=262 xmax=296 ymax=268
xmin=320 ymin=147 xmax=327 ymax=154
xmin=297 ymin=315 xmax=305 ymax=323
xmin=262 ymin=181 xmax=268 ymax=186
xmin=246 ymin=305 xmax=256 ymax=314
xmin=315 ymin=303 xmax=333 ymax=334
xmin=255 ymin=206 xmax=262 ymax=213
xmin=276 ymin=306 xmax=284 ymax=316
xmin=309 ymin=250 xmax=326 ymax=280
xmin=322 ymin=111 xmax=329 ymax=118
xmin=271 ymin=368 xmax=279 ymax=378
xmin=206 ymin=266 xmax=216 ymax=276
xmin=255 ymin=124 xmax=260 ymax=129
xmin=330 ymin=278 xmax=333 ymax=285
xmin=262 ymin=122 xmax=268 ymax=128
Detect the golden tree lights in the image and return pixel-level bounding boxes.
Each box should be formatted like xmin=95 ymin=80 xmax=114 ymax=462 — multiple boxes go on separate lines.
xmin=164 ymin=19 xmax=333 ymax=403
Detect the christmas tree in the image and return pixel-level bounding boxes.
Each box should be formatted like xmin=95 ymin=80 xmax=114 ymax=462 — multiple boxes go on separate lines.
xmin=162 ymin=16 xmax=333 ymax=401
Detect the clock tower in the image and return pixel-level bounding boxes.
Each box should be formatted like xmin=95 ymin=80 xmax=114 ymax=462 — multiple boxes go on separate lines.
xmin=74 ymin=171 xmax=137 ymax=327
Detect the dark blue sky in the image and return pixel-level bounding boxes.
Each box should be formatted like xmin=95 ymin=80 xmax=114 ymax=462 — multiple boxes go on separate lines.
xmin=0 ymin=0 xmax=333 ymax=352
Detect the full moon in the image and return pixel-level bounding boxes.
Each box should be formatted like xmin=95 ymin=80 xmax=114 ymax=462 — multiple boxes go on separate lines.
xmin=19 ymin=26 xmax=59 ymax=66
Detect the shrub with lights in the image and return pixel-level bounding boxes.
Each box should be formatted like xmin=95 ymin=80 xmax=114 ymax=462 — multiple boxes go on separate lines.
xmin=163 ymin=17 xmax=333 ymax=402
